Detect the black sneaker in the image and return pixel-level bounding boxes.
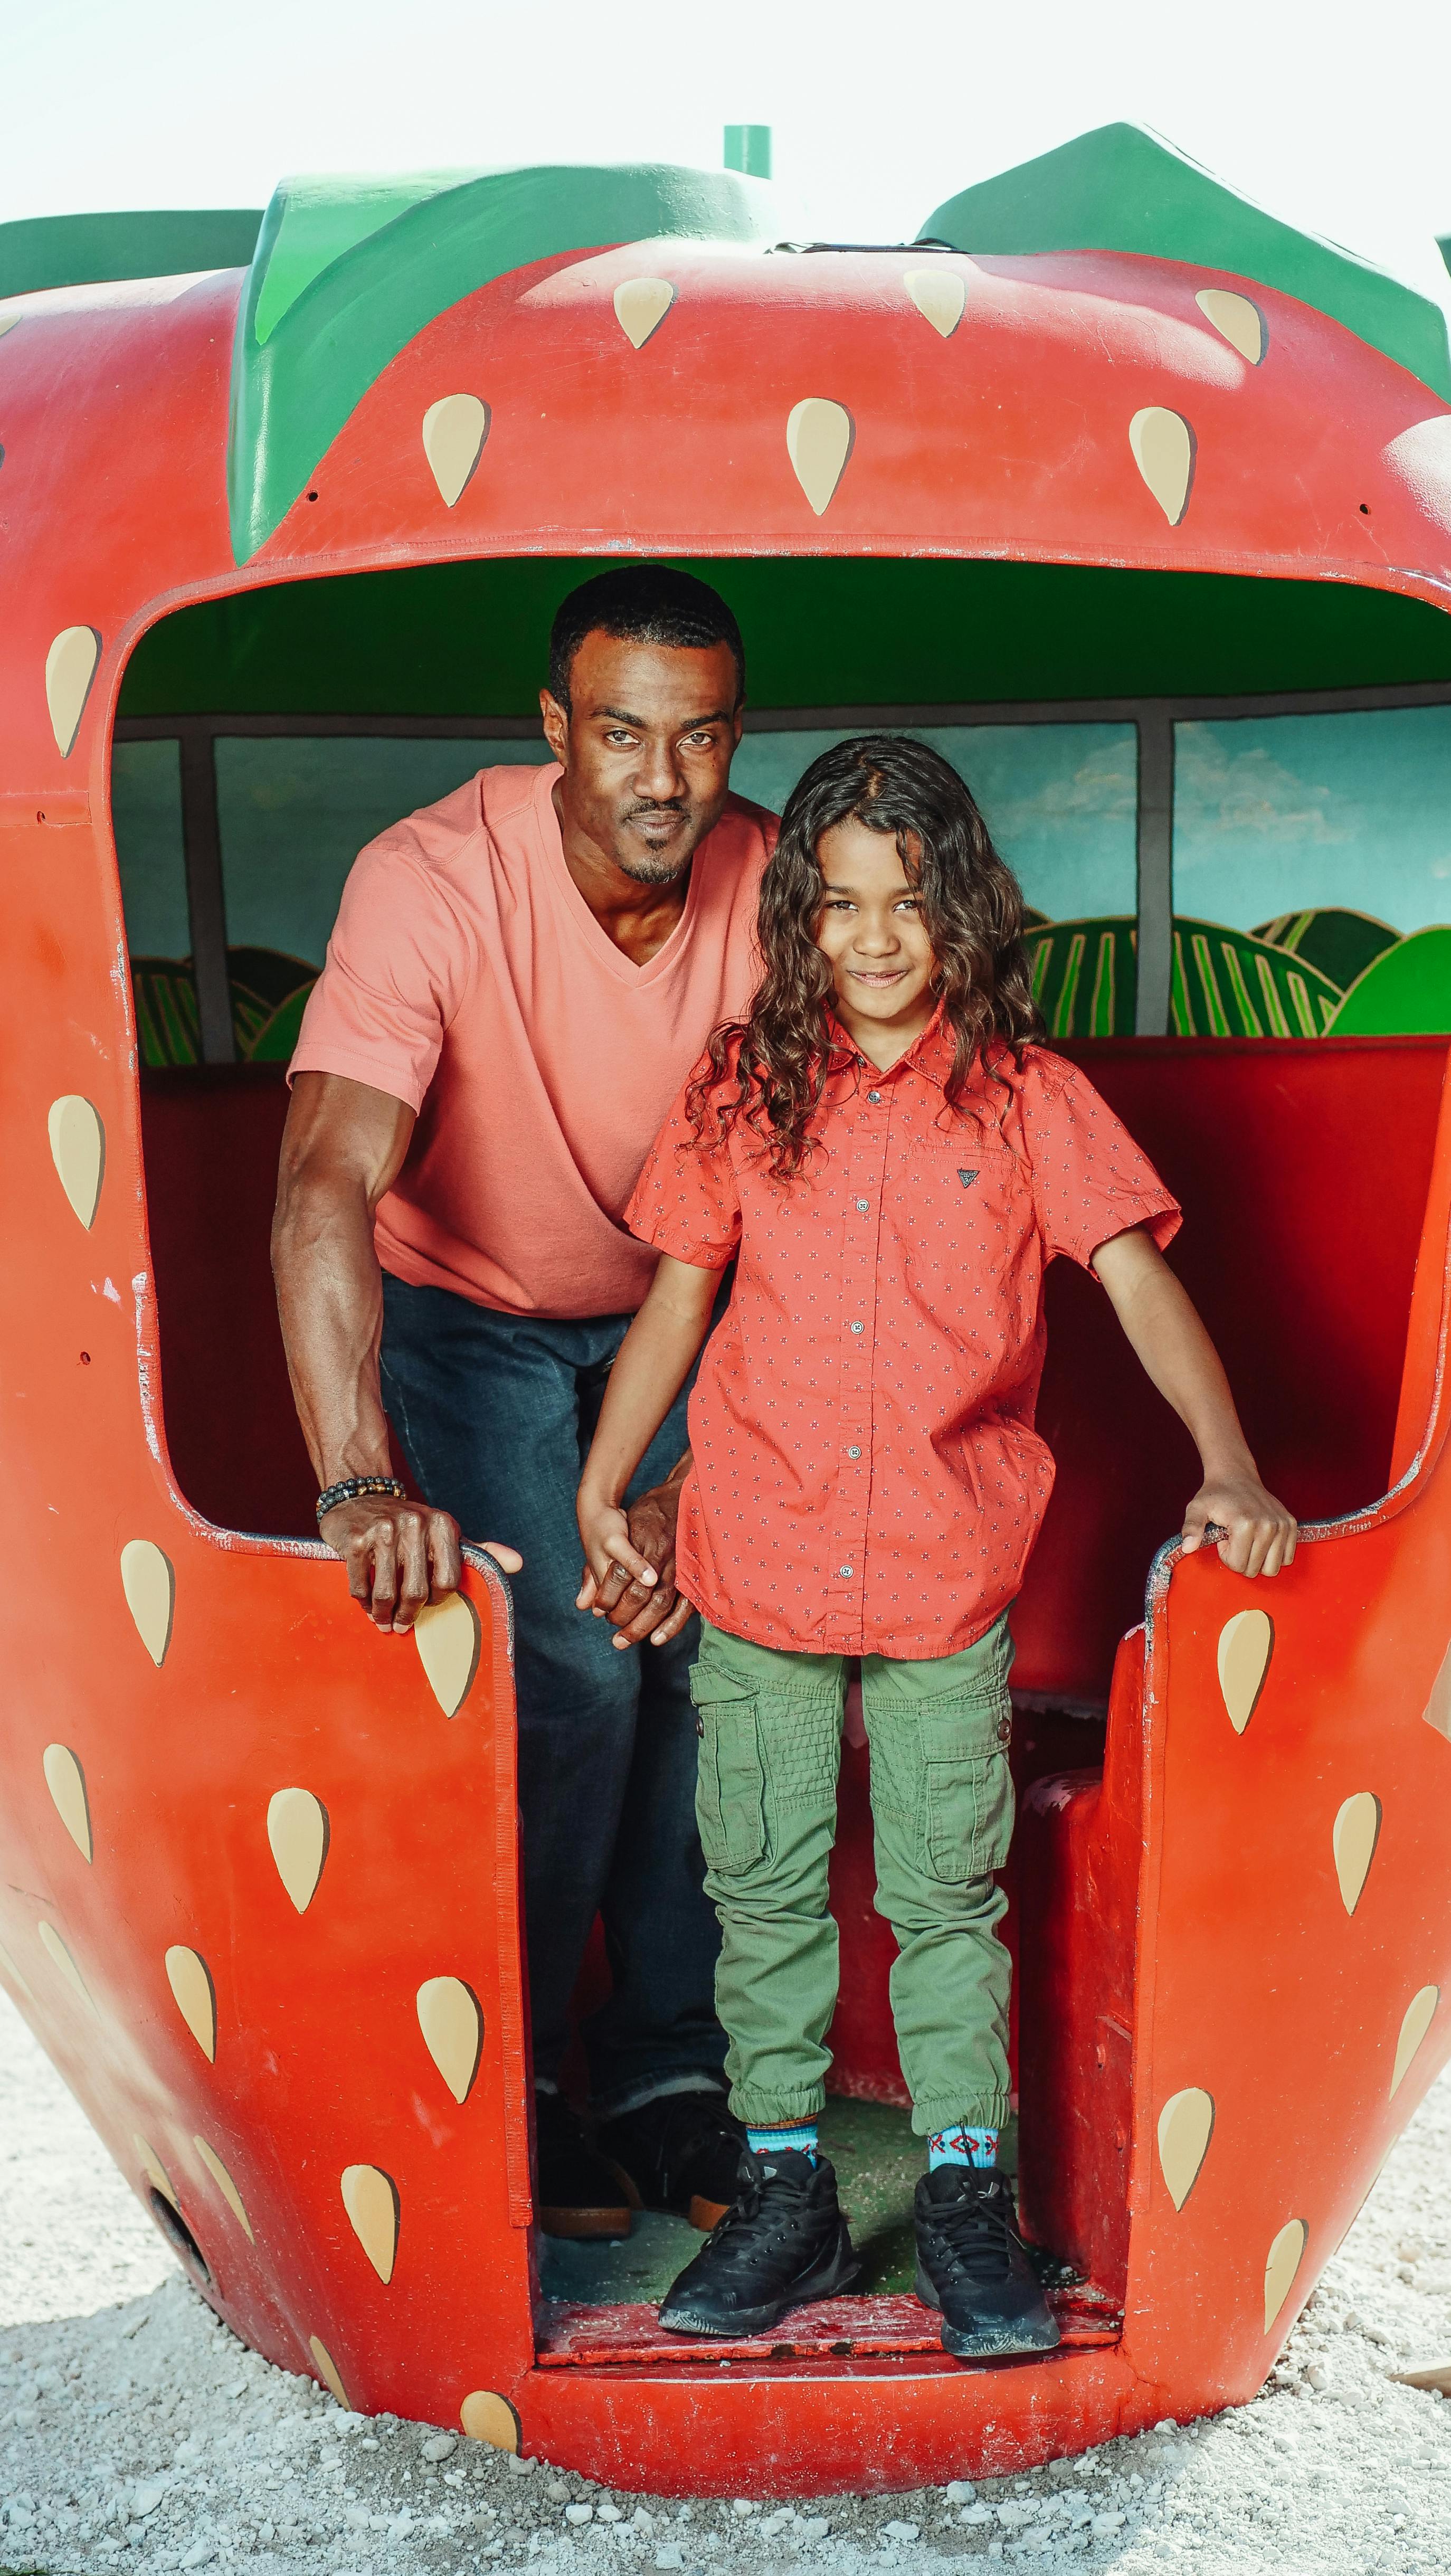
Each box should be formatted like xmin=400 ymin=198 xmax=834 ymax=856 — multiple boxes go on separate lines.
xmin=534 ymin=2090 xmax=633 ymax=2240
xmin=596 ymin=2090 xmax=751 ymax=2231
xmin=658 ymin=2150 xmax=859 ymax=2336
xmin=914 ymin=2164 xmax=1061 ymax=2359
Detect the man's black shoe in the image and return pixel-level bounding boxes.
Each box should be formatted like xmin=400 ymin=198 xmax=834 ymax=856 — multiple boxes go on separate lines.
xmin=597 ymin=2089 xmax=751 ymax=2231
xmin=913 ymin=2163 xmax=1061 ymax=2359
xmin=658 ymin=2149 xmax=859 ymax=2336
xmin=534 ymin=2090 xmax=633 ymax=2240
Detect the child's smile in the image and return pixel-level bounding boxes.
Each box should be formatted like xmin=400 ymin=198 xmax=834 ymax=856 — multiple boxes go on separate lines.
xmin=814 ymin=817 xmax=938 ymax=1070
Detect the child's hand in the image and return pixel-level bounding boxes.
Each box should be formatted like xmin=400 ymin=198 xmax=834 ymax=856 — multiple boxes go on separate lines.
xmin=1182 ymin=1474 xmax=1298 ymax=1578
xmin=575 ymin=1491 xmax=658 ymax=1617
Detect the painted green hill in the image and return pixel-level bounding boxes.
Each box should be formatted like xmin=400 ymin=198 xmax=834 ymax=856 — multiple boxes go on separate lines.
xmin=131 ymin=950 xmax=316 ymax=1067
xmin=1027 ymin=916 xmax=1343 ymax=1038
xmin=1328 ymin=926 xmax=1451 ymax=1035
xmin=1253 ymin=907 xmax=1400 ymax=991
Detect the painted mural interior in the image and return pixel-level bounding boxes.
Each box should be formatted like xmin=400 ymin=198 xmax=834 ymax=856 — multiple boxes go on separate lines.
xmin=116 ymin=644 xmax=1451 ymax=1056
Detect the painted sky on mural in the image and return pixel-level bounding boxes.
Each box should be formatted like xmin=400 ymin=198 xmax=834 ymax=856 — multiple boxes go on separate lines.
xmin=114 ymin=707 xmax=1451 ymax=971
xmin=5 ymin=0 xmax=1450 ymax=319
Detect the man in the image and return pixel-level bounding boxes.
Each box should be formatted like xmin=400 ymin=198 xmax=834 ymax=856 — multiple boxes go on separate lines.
xmin=272 ymin=565 xmax=774 ymax=2236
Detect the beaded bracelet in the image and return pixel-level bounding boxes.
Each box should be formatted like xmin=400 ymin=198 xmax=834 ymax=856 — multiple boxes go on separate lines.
xmin=316 ymin=1474 xmax=407 ymax=1524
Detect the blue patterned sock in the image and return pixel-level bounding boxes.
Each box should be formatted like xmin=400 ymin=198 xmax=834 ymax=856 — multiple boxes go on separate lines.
xmin=929 ymin=2123 xmax=998 ymax=2171
xmin=748 ymin=2122 xmax=819 ymax=2164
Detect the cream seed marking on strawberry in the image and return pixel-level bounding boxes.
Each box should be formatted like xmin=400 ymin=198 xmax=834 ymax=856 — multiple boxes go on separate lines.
xmin=1218 ymin=1607 xmax=1274 ymax=1735
xmin=1128 ymin=405 xmax=1196 ymax=525
xmin=308 ymin=2334 xmax=351 ymax=2409
xmin=460 ymin=2389 xmax=520 ymax=2452
xmin=1156 ymin=2088 xmax=1215 ymax=2212
xmin=786 ymin=399 xmax=854 ymax=516
xmin=36 ymin=1922 xmax=97 ymax=2015
xmin=1196 ymin=286 xmax=1267 ymax=364
xmin=903 ymin=269 xmax=965 ymax=337
xmin=165 ymin=1946 xmax=216 ymax=2061
xmin=1421 ymin=1636 xmax=1451 ymax=1739
xmin=44 ymin=623 xmax=100 ymax=756
xmin=340 ymin=2164 xmax=400 ymax=2283
xmin=42 ymin=1744 xmax=92 ymax=1861
xmin=193 ymin=2136 xmax=254 ymax=2241
xmin=416 ymin=1976 xmax=483 ymax=2105
xmin=134 ymin=2132 xmax=179 ymax=2209
xmin=612 ymin=277 xmax=675 ymax=348
xmin=413 ymin=1590 xmax=481 ymax=1717
xmin=420 ymin=394 xmax=490 ymax=506
xmin=120 ymin=1540 xmax=175 ymax=1667
xmin=46 ymin=1094 xmax=105 ymax=1228
xmin=265 ymin=1787 xmax=329 ymax=1914
xmin=1333 ymin=1793 xmax=1382 ymax=1916
xmin=1391 ymin=1985 xmax=1439 ymax=2095
xmin=1265 ymin=2218 xmax=1309 ymax=2333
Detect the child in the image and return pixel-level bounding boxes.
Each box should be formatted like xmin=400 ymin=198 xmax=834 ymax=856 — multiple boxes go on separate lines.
xmin=576 ymin=735 xmax=1296 ymax=2359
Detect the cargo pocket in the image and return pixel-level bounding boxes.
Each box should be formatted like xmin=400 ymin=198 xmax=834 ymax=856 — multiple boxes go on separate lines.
xmin=917 ymin=1692 xmax=1014 ymax=1883
xmin=688 ymin=1670 xmax=767 ymax=1873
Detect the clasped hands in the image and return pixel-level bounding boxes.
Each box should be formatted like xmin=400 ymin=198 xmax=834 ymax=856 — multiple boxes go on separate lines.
xmin=576 ymin=1470 xmax=694 ymax=1651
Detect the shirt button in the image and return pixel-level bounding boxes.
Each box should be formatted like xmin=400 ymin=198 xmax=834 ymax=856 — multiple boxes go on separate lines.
xmin=839 ymin=1565 xmax=853 ymax=1578
xmin=856 ymin=1199 xmax=870 ymax=1212
xmin=849 ymin=1321 xmax=864 ymax=1333
xmin=847 ymin=1446 xmax=861 ymax=1460
xmin=867 ymin=1090 xmax=881 ymax=1103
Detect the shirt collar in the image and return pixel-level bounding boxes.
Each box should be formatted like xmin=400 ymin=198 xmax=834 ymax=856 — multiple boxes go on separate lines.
xmin=825 ymin=1000 xmax=956 ymax=1088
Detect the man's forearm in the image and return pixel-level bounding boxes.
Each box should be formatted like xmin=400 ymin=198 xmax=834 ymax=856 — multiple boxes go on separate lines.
xmin=272 ymin=1177 xmax=394 ymax=1487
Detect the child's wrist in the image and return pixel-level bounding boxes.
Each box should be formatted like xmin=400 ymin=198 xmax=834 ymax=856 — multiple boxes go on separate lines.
xmin=1198 ymin=1443 xmax=1256 ymax=1484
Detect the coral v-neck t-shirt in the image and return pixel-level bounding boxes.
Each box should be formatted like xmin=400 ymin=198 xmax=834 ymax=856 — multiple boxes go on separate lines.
xmin=290 ymin=761 xmax=774 ymax=1317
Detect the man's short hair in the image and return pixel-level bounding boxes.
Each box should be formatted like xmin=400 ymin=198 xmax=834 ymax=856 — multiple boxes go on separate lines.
xmin=548 ymin=564 xmax=746 ymax=715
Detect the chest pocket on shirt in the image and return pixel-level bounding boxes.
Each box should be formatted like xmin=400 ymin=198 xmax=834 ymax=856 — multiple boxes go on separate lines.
xmin=893 ymin=1137 xmax=1030 ymax=1270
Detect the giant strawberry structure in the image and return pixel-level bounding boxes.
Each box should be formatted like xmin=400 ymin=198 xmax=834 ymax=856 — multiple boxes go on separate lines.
xmin=4 ymin=122 xmax=1451 ymax=2493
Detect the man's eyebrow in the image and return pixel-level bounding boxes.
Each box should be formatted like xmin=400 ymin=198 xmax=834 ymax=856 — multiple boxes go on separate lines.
xmin=593 ymin=706 xmax=736 ymax=729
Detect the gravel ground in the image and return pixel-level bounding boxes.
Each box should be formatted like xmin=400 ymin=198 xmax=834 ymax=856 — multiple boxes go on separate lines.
xmin=3 ymin=1992 xmax=1450 ymax=2574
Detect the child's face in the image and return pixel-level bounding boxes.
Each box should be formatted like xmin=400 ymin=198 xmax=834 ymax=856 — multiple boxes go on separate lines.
xmin=814 ymin=818 xmax=937 ymax=1055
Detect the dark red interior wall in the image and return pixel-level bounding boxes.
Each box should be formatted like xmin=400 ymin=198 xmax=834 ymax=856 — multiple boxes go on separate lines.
xmin=1014 ymin=1035 xmax=1448 ymax=1699
xmin=140 ymin=1068 xmax=318 ymax=1538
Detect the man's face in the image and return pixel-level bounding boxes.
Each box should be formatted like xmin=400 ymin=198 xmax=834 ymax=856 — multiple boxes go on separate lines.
xmin=540 ymin=631 xmax=744 ymax=883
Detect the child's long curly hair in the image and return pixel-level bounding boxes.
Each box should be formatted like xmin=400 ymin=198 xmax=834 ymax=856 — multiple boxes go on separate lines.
xmin=689 ymin=733 xmax=1044 ymax=1178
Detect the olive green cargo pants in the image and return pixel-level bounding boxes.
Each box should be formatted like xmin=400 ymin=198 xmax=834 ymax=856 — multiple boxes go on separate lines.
xmin=689 ymin=1616 xmax=1015 ymax=2137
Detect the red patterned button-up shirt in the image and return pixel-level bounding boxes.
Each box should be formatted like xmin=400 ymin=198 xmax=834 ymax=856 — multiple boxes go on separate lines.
xmin=624 ymin=1015 xmax=1180 ymax=1658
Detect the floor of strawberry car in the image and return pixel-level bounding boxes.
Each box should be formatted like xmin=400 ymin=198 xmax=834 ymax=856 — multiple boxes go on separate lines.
xmin=534 ymin=2099 xmax=1121 ymax=2366
xmin=536 ymin=2097 xmax=1019 ymax=2306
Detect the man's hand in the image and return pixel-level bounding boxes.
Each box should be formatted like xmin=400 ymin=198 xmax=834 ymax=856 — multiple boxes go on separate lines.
xmin=576 ymin=1464 xmax=694 ymax=1651
xmin=319 ymin=1495 xmax=521 ymax=1633
xmin=1182 ymin=1474 xmax=1297 ymax=1579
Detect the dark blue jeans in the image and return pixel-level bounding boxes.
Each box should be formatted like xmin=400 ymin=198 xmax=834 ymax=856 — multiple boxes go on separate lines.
xmin=380 ymin=1273 xmax=726 ymax=2114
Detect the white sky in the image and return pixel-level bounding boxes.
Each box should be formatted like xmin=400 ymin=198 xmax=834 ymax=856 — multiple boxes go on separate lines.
xmin=4 ymin=0 xmax=1450 ymax=317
